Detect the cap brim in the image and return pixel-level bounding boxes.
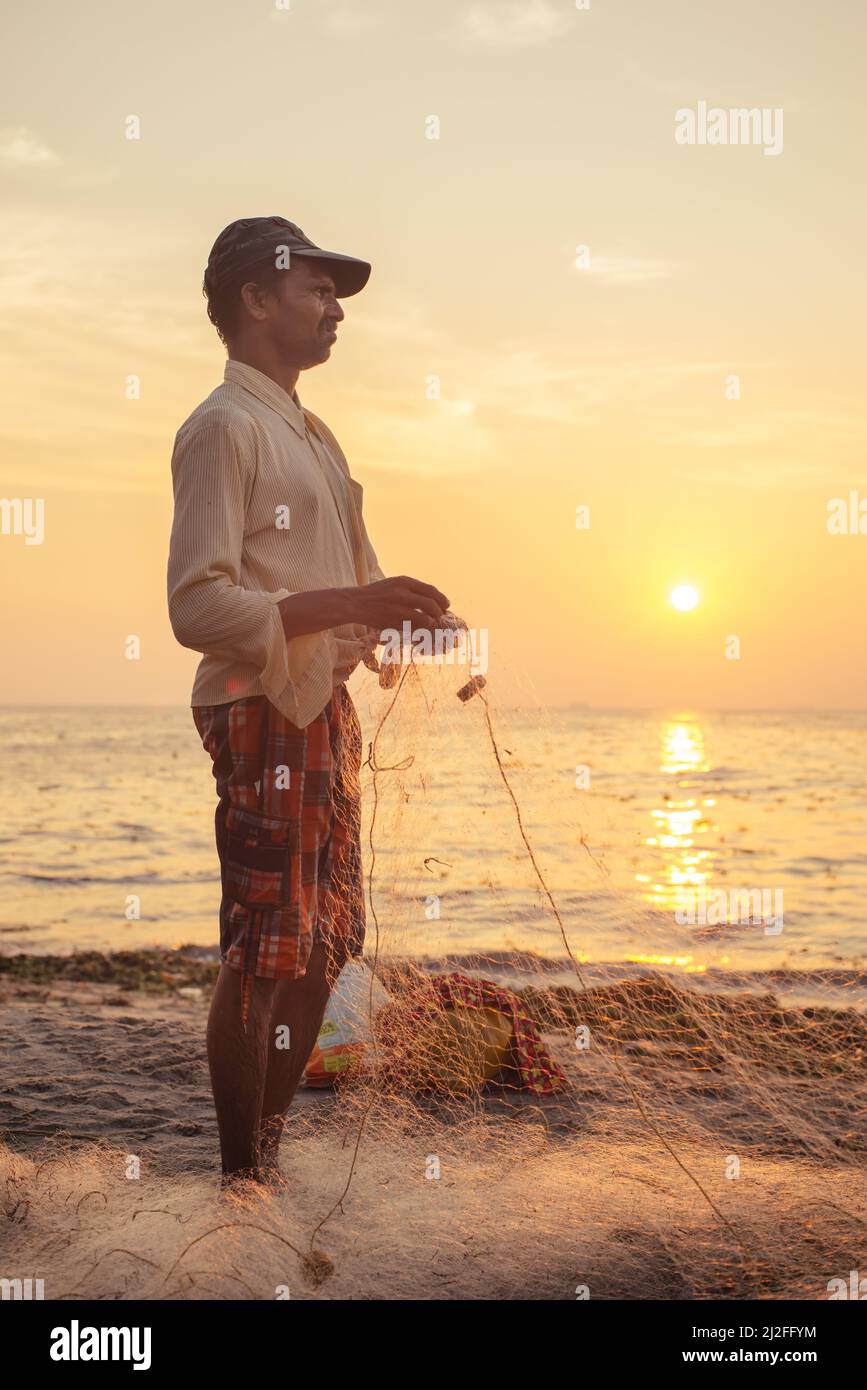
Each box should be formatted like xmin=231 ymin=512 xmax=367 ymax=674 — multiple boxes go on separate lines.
xmin=292 ymin=248 xmax=371 ymax=298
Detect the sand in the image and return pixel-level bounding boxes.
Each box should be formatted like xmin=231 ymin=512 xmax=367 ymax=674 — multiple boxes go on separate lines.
xmin=1 ymin=972 xmax=865 ymax=1301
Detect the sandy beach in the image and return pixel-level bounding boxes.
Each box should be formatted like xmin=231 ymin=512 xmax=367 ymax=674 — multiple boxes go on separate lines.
xmin=2 ymin=951 xmax=865 ymax=1301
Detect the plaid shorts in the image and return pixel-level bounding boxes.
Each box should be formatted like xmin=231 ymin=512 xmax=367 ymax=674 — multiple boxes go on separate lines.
xmin=192 ymin=684 xmax=365 ymax=1026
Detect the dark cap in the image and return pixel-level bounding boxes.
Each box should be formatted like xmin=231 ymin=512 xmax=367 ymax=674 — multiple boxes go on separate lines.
xmin=204 ymin=216 xmax=371 ymax=298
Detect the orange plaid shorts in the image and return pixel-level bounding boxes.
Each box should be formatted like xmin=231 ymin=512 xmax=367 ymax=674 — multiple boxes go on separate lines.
xmin=192 ymin=684 xmax=365 ymax=1026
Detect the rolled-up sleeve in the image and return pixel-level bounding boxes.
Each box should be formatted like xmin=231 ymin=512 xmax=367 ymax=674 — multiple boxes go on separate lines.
xmin=167 ymin=416 xmax=290 ymax=664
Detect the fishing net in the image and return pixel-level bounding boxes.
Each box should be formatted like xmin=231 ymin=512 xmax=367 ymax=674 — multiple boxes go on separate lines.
xmin=2 ymin=630 xmax=865 ymax=1301
xmin=275 ymin=630 xmax=867 ymax=1297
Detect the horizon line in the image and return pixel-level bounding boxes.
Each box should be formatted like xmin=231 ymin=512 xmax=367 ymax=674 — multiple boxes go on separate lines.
xmin=0 ymin=702 xmax=864 ymax=715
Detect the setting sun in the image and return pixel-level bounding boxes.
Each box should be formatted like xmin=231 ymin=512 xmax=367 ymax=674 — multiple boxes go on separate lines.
xmin=671 ymin=584 xmax=700 ymax=612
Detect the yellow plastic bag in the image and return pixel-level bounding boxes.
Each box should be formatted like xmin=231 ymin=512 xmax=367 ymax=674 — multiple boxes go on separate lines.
xmin=304 ymin=960 xmax=390 ymax=1088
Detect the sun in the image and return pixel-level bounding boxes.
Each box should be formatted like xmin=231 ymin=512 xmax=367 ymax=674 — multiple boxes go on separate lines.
xmin=671 ymin=584 xmax=699 ymax=612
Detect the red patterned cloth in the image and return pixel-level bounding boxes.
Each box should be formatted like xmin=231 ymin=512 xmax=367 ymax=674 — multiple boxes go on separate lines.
xmin=192 ymin=683 xmax=365 ymax=1029
xmin=380 ymin=971 xmax=567 ymax=1097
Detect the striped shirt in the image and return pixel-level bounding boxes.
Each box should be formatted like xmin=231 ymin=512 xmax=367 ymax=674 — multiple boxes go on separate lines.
xmin=167 ymin=359 xmax=384 ymax=728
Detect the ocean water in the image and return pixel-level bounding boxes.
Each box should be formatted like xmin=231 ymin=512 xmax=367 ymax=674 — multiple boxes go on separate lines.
xmin=1 ymin=702 xmax=864 ymax=1008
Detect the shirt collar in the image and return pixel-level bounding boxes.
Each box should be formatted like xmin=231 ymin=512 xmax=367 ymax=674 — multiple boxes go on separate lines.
xmin=224 ymin=359 xmax=307 ymax=438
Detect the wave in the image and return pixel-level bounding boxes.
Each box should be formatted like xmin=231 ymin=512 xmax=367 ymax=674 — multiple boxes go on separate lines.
xmin=12 ymin=871 xmax=215 ymax=886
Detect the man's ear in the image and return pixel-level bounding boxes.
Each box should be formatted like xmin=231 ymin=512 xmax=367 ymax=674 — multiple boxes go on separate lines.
xmin=239 ymin=281 xmax=270 ymax=323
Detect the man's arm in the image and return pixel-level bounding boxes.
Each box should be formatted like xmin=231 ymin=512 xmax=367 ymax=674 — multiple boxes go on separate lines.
xmin=168 ymin=417 xmax=292 ymax=661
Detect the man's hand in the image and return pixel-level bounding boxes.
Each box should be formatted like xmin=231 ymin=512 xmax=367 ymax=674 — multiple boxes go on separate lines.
xmin=277 ymin=576 xmax=449 ymax=642
xmin=349 ymin=576 xmax=450 ymax=635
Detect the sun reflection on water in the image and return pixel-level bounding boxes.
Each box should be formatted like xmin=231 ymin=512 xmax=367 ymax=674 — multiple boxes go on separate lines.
xmin=636 ymin=717 xmax=719 ymax=922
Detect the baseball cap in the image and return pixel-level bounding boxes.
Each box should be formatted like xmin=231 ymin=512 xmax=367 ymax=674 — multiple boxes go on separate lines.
xmin=204 ymin=216 xmax=371 ymax=298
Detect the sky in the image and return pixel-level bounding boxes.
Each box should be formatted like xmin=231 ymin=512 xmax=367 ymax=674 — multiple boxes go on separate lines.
xmin=1 ymin=0 xmax=865 ymax=709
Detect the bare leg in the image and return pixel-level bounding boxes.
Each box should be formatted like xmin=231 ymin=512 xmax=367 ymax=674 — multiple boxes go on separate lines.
xmin=258 ymin=940 xmax=340 ymax=1177
xmin=206 ymin=964 xmax=276 ymax=1183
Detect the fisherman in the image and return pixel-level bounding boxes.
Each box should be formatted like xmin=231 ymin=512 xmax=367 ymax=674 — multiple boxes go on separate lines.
xmin=167 ymin=216 xmax=449 ymax=1185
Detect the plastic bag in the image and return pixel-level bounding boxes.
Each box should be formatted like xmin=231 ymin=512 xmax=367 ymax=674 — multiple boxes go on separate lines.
xmin=304 ymin=958 xmax=391 ymax=1088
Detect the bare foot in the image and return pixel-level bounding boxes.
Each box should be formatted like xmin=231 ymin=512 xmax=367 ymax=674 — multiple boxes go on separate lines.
xmin=259 ymin=1162 xmax=289 ymax=1190
xmin=219 ymin=1166 xmax=266 ymax=1195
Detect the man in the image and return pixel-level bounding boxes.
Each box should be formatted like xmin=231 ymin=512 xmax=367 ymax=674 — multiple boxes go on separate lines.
xmin=167 ymin=216 xmax=449 ymax=1186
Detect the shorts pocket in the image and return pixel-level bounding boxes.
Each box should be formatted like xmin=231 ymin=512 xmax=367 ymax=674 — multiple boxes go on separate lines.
xmin=221 ymin=806 xmax=298 ymax=909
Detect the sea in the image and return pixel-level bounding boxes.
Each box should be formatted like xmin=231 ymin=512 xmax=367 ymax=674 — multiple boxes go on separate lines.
xmin=1 ymin=703 xmax=864 ymax=1010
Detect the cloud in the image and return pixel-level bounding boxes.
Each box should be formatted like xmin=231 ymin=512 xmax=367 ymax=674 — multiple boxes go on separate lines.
xmin=656 ymin=428 xmax=777 ymax=448
xmin=268 ymin=1 xmax=379 ymax=33
xmin=0 ymin=126 xmax=60 ymax=167
xmin=657 ymin=409 xmax=866 ymax=454
xmin=338 ymin=318 xmax=611 ymax=473
xmin=326 ymin=5 xmax=379 ymax=34
xmin=461 ymin=0 xmax=572 ymax=49
xmin=352 ymin=399 xmax=496 ymax=475
xmin=469 ymin=347 xmax=602 ymax=424
xmin=677 ymin=458 xmax=832 ymax=488
xmin=343 ymin=306 xmax=775 ymax=466
xmin=0 ymin=205 xmax=206 ymax=365
xmin=577 ymin=253 xmax=673 ymax=286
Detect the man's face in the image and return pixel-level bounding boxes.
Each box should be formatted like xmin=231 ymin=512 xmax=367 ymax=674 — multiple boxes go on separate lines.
xmin=253 ymin=258 xmax=345 ymax=370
